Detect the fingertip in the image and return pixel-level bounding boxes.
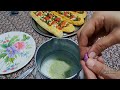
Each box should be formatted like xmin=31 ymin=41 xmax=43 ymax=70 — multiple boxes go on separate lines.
xmin=97 ymin=75 xmax=104 ymax=79
xmin=88 ymin=51 xmax=96 ymax=58
xmin=80 ymin=47 xmax=90 ymax=59
xmin=80 ymin=60 xmax=85 ymax=66
xmin=98 ymin=56 xmax=105 ymax=64
xmin=86 ymin=58 xmax=96 ymax=68
xmin=98 ymin=56 xmax=103 ymax=60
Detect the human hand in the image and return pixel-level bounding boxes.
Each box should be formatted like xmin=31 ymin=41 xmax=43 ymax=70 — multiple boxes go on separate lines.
xmin=77 ymin=11 xmax=120 ymax=59
xmin=77 ymin=11 xmax=120 ymax=79
xmin=81 ymin=57 xmax=120 ymax=79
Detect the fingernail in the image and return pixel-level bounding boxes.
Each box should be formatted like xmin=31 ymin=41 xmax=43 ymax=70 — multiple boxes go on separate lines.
xmin=89 ymin=52 xmax=96 ymax=58
xmin=84 ymin=53 xmax=88 ymax=62
xmin=86 ymin=59 xmax=95 ymax=67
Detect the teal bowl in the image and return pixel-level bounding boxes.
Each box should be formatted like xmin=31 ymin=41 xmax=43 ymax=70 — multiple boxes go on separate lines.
xmin=35 ymin=38 xmax=82 ymax=79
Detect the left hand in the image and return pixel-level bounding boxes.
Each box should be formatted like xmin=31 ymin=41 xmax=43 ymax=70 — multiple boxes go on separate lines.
xmin=81 ymin=56 xmax=120 ymax=79
xmin=81 ymin=56 xmax=105 ymax=79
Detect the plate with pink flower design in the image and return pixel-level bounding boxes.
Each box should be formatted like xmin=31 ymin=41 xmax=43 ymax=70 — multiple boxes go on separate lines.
xmin=0 ymin=31 xmax=36 ymax=74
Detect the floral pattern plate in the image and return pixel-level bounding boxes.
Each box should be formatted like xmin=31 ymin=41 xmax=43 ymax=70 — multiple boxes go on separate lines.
xmin=0 ymin=31 xmax=36 ymax=74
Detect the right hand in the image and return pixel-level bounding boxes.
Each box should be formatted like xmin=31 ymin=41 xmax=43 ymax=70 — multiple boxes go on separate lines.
xmin=77 ymin=11 xmax=120 ymax=79
xmin=77 ymin=11 xmax=120 ymax=59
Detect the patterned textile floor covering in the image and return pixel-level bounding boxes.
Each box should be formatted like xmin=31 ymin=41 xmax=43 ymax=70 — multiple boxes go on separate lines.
xmin=0 ymin=11 xmax=120 ymax=79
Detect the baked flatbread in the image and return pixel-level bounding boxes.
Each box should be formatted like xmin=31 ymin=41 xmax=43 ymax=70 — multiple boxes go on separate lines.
xmin=73 ymin=11 xmax=87 ymax=18
xmin=51 ymin=11 xmax=85 ymax=26
xmin=30 ymin=11 xmax=75 ymax=38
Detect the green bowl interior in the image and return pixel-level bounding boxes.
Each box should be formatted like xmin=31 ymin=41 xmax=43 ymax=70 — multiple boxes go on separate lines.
xmin=36 ymin=38 xmax=81 ymax=79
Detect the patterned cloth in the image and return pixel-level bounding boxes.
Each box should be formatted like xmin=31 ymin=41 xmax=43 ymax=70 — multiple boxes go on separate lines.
xmin=0 ymin=11 xmax=120 ymax=79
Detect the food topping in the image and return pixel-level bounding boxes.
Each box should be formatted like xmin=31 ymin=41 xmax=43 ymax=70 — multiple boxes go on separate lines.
xmin=34 ymin=11 xmax=69 ymax=30
xmin=57 ymin=11 xmax=80 ymax=21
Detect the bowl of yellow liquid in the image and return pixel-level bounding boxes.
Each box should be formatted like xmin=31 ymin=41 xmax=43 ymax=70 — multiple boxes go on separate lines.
xmin=35 ymin=38 xmax=82 ymax=79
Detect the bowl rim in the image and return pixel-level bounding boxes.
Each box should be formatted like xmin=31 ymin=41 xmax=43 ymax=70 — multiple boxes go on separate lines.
xmin=34 ymin=37 xmax=81 ymax=79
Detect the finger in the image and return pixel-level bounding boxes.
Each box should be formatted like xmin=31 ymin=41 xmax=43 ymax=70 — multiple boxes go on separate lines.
xmin=77 ymin=23 xmax=86 ymax=43
xmin=80 ymin=60 xmax=97 ymax=79
xmin=80 ymin=47 xmax=91 ymax=59
xmin=94 ymin=56 xmax=105 ymax=64
xmin=97 ymin=75 xmax=104 ymax=79
xmin=78 ymin=16 xmax=104 ymax=59
xmin=88 ymin=33 xmax=118 ymax=56
xmin=97 ymin=56 xmax=105 ymax=64
xmin=85 ymin=58 xmax=119 ymax=79
xmin=83 ymin=54 xmax=104 ymax=79
xmin=79 ymin=15 xmax=105 ymax=47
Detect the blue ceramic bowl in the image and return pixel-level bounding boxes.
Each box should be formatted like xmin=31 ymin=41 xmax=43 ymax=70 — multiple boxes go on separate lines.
xmin=35 ymin=38 xmax=82 ymax=79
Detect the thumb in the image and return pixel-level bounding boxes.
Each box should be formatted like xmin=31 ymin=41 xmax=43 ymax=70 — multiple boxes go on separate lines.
xmin=86 ymin=58 xmax=120 ymax=79
xmin=88 ymin=33 xmax=117 ymax=57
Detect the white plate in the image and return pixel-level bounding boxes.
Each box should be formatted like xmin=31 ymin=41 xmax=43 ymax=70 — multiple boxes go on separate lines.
xmin=0 ymin=31 xmax=36 ymax=74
